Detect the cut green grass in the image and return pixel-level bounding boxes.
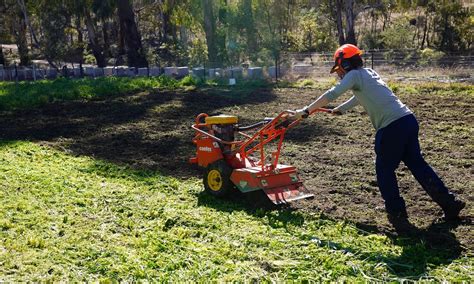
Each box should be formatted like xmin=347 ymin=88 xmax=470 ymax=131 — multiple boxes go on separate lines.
xmin=0 ymin=141 xmax=472 ymax=281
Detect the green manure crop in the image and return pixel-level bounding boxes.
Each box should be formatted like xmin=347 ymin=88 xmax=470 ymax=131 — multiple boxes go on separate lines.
xmin=0 ymin=141 xmax=472 ymax=281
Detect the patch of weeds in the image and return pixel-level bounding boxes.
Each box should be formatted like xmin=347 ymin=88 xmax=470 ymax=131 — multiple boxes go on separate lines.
xmin=178 ymin=75 xmax=198 ymax=87
xmin=277 ymin=79 xmax=333 ymax=90
xmin=296 ymin=78 xmax=317 ymax=88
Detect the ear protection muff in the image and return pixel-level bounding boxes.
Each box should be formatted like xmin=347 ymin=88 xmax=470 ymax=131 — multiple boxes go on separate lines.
xmin=339 ymin=51 xmax=351 ymax=72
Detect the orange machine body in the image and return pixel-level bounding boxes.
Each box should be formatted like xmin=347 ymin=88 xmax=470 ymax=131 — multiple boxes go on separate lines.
xmin=190 ymin=109 xmax=330 ymax=204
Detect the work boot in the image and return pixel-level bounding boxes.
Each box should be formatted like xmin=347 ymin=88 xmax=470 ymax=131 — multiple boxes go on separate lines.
xmin=387 ymin=210 xmax=416 ymax=235
xmin=442 ymin=199 xmax=465 ymax=221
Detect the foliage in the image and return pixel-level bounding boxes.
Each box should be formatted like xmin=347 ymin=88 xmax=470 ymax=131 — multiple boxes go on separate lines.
xmin=1 ymin=0 xmax=471 ymax=69
xmin=358 ymin=32 xmax=384 ymax=50
xmin=381 ymin=16 xmax=416 ymax=50
xmin=431 ymin=0 xmax=471 ymax=51
xmin=84 ymin=53 xmax=97 ymax=65
xmin=295 ymin=78 xmax=317 ymax=88
xmin=39 ymin=5 xmax=69 ymax=64
xmin=187 ymin=38 xmax=208 ymax=67
xmin=419 ymin=48 xmax=445 ymax=66
xmin=291 ymin=8 xmax=337 ymax=52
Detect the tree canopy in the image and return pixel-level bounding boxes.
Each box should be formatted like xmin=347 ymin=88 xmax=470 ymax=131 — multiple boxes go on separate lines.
xmin=0 ymin=0 xmax=472 ymax=68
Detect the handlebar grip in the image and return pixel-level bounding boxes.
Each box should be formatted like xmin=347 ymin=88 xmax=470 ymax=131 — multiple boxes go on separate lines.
xmin=302 ymin=108 xmax=310 ymax=118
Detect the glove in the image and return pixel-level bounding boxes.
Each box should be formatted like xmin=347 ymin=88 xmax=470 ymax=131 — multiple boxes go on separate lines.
xmin=294 ymin=108 xmax=310 ymax=119
xmin=331 ymin=108 xmax=342 ymax=115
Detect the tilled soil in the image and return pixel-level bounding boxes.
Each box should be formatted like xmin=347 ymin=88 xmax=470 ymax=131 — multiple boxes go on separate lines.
xmin=0 ymin=85 xmax=472 ymax=251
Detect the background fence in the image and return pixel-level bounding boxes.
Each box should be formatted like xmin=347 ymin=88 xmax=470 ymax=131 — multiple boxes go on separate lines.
xmin=282 ymin=49 xmax=474 ymax=78
xmin=1 ymin=49 xmax=473 ymax=83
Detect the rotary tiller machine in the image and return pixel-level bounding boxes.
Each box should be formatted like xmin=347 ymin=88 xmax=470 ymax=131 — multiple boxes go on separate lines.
xmin=189 ymin=108 xmax=331 ymax=204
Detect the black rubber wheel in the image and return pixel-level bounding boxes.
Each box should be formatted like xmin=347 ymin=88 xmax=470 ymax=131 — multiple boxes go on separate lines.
xmin=203 ymin=160 xmax=234 ymax=197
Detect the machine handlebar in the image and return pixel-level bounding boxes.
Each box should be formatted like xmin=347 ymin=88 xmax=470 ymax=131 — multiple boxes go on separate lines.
xmin=237 ymin=108 xmax=332 ymax=132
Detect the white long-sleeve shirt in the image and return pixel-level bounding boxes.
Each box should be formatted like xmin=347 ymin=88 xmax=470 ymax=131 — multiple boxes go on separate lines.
xmin=322 ymin=68 xmax=413 ymax=130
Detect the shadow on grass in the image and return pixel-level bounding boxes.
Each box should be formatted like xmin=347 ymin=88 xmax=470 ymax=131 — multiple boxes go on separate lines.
xmin=0 ymin=85 xmax=338 ymax=179
xmin=197 ymin=188 xmax=465 ymax=280
xmin=0 ymin=77 xmax=160 ymax=110
xmin=354 ymin=219 xmax=466 ymax=279
xmin=195 ymin=189 xmax=307 ymax=227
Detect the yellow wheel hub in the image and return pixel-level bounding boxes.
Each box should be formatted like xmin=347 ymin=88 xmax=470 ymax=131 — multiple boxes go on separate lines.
xmin=207 ymin=169 xmax=223 ymax=191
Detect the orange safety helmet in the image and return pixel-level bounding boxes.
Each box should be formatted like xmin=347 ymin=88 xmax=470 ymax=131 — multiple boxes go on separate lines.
xmin=330 ymin=44 xmax=364 ymax=74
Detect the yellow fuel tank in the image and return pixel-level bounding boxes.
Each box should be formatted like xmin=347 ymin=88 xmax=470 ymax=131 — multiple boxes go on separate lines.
xmin=205 ymin=115 xmax=238 ymax=125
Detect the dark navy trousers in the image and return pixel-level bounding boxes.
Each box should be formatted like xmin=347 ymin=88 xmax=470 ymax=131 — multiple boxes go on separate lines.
xmin=374 ymin=114 xmax=456 ymax=214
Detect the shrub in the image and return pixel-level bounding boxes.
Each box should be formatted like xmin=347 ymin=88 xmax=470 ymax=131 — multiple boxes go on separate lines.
xmin=419 ymin=48 xmax=445 ymax=66
xmin=296 ymin=78 xmax=316 ymax=88
xmin=179 ymin=75 xmax=198 ymax=87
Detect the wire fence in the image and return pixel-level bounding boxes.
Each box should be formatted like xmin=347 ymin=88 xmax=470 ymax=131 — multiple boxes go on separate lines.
xmin=281 ymin=49 xmax=474 ymax=78
xmin=1 ymin=49 xmax=473 ymax=83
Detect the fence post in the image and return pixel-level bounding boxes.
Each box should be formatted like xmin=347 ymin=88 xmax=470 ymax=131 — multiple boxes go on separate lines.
xmin=33 ymin=64 xmax=36 ymax=81
xmin=371 ymin=51 xmax=374 ymax=69
xmin=275 ymin=58 xmax=278 ymax=83
xmin=14 ymin=63 xmax=18 ymax=83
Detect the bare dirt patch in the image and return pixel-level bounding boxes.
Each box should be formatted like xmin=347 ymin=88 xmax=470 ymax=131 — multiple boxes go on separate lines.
xmin=0 ymin=84 xmax=472 ymax=251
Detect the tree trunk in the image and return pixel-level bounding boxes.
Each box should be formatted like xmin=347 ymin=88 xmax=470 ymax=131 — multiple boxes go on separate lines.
xmin=0 ymin=46 xmax=5 ymax=66
xmin=202 ymin=0 xmax=220 ymax=67
xmin=75 ymin=14 xmax=84 ymax=75
xmin=102 ymin=20 xmax=111 ymax=58
xmin=155 ymin=0 xmax=177 ymax=65
xmin=17 ymin=0 xmax=40 ymax=48
xmin=159 ymin=0 xmax=175 ymax=43
xmin=335 ymin=0 xmax=345 ymax=45
xmin=344 ymin=0 xmax=357 ymax=45
xmin=15 ymin=5 xmax=29 ymax=66
xmin=242 ymin=0 xmax=257 ymax=58
xmin=17 ymin=0 xmax=58 ymax=69
xmin=117 ymin=0 xmax=148 ymax=68
xmin=84 ymin=10 xmax=107 ymax=67
xmin=111 ymin=15 xmax=125 ymax=62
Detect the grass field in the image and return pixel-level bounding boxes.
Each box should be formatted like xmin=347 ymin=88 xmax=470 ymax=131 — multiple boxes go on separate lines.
xmin=0 ymin=76 xmax=200 ymax=110
xmin=0 ymin=77 xmax=472 ymax=281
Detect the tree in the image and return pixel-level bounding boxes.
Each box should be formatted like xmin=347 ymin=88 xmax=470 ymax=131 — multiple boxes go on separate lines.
xmin=344 ymin=0 xmax=357 ymax=45
xmin=84 ymin=7 xmax=107 ymax=67
xmin=14 ymin=1 xmax=30 ymax=66
xmin=0 ymin=46 xmax=5 ymax=66
xmin=0 ymin=0 xmax=470 ymax=72
xmin=201 ymin=0 xmax=220 ymax=67
xmin=334 ymin=0 xmax=346 ymax=45
xmin=117 ymin=0 xmax=148 ymax=67
xmin=37 ymin=1 xmax=72 ymax=69
xmin=436 ymin=1 xmax=470 ymax=51
xmin=241 ymin=0 xmax=258 ymax=61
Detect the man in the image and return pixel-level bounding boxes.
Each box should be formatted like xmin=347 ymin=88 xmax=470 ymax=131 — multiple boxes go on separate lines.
xmin=294 ymin=44 xmax=465 ymax=227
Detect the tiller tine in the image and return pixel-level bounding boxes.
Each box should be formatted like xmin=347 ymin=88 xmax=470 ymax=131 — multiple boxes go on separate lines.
xmin=263 ymin=183 xmax=314 ymax=205
xmin=230 ymin=165 xmax=314 ymax=205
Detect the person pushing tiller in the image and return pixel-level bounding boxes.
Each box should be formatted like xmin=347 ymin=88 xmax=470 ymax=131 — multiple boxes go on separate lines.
xmin=293 ymin=44 xmax=465 ymax=228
